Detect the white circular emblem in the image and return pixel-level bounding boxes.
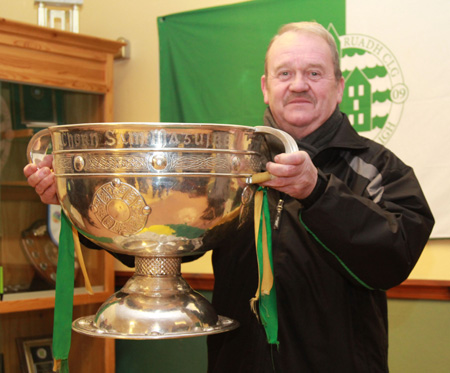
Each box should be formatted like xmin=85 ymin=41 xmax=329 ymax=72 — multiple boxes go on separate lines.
xmin=339 ymin=33 xmax=408 ymax=144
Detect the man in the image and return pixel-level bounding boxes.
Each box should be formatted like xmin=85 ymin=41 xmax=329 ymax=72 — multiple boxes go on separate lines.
xmin=204 ymin=22 xmax=434 ymax=373
xmin=25 ymin=22 xmax=434 ymax=372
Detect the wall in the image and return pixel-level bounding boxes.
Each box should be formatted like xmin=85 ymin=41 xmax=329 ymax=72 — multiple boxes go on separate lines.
xmin=389 ymin=299 xmax=450 ymax=373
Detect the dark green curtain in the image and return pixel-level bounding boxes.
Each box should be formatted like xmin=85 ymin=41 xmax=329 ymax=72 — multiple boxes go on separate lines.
xmin=158 ymin=0 xmax=345 ymax=126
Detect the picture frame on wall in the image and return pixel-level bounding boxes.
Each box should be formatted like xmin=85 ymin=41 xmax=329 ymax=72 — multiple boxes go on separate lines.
xmin=16 ymin=336 xmax=53 ymax=373
xmin=4 ymin=82 xmax=61 ymax=131
xmin=19 ymin=85 xmax=58 ymax=128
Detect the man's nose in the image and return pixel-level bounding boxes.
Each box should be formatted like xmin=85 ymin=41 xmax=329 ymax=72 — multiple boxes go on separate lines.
xmin=289 ymin=73 xmax=308 ymax=91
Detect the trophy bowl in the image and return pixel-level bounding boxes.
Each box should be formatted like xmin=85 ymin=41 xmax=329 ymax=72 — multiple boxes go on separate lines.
xmin=27 ymin=123 xmax=297 ymax=339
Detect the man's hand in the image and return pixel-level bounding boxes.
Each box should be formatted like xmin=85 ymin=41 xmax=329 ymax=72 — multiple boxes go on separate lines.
xmin=23 ymin=154 xmax=59 ymax=205
xmin=261 ymin=151 xmax=318 ymax=200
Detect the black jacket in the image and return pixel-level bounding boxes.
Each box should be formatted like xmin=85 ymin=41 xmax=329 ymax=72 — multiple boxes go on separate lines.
xmin=207 ymin=108 xmax=434 ymax=372
xmin=80 ymin=108 xmax=434 ymax=372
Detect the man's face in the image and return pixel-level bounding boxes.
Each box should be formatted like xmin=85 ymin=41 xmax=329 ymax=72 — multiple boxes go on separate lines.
xmin=261 ymin=31 xmax=344 ymax=139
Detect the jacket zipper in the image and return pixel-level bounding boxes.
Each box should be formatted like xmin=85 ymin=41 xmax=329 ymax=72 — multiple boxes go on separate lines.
xmin=273 ymin=198 xmax=284 ymax=230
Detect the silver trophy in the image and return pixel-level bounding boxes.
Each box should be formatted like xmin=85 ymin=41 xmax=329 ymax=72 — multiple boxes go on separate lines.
xmin=27 ymin=123 xmax=297 ymax=339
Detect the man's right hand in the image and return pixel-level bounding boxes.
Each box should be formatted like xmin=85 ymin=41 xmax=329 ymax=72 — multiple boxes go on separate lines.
xmin=23 ymin=154 xmax=59 ymax=205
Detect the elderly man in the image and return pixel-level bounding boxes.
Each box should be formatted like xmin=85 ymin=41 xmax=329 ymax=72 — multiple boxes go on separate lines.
xmin=25 ymin=22 xmax=433 ymax=373
xmin=205 ymin=22 xmax=433 ymax=373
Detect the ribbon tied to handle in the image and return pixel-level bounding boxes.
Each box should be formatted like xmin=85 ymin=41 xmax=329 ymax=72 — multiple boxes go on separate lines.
xmin=250 ymin=187 xmax=279 ymax=346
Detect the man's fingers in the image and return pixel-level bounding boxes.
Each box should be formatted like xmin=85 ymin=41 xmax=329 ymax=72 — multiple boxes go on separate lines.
xmin=274 ymin=151 xmax=308 ymax=165
xmin=40 ymin=183 xmax=59 ymax=205
xmin=34 ymin=172 xmax=59 ymax=205
xmin=260 ymin=150 xmax=318 ymax=200
xmin=265 ymin=162 xmax=298 ymax=178
xmin=40 ymin=154 xmax=54 ymax=168
xmin=23 ymin=163 xmax=38 ymax=179
xmin=23 ymin=155 xmax=58 ymax=205
xmin=266 ymin=151 xmax=311 ymax=178
xmin=26 ymin=167 xmax=51 ymax=188
xmin=34 ymin=171 xmax=54 ymax=195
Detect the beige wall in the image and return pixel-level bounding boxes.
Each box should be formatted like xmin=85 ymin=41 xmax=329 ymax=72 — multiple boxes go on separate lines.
xmin=1 ymin=0 xmax=449 ymax=279
xmin=0 ymin=0 xmax=248 ymax=123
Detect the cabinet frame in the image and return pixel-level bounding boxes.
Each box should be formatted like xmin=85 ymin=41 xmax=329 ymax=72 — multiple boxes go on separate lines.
xmin=0 ymin=18 xmax=125 ymax=373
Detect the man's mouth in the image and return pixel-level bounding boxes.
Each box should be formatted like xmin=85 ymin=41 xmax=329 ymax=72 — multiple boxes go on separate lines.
xmin=285 ymin=94 xmax=314 ymax=106
xmin=288 ymin=98 xmax=309 ymax=104
xmin=286 ymin=99 xmax=312 ymax=107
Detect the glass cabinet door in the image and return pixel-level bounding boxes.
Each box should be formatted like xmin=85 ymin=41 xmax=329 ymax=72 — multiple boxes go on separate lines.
xmin=0 ymin=80 xmax=105 ymax=300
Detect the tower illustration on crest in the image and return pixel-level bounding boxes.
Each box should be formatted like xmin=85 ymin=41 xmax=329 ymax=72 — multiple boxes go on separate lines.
xmin=328 ymin=24 xmax=394 ymax=137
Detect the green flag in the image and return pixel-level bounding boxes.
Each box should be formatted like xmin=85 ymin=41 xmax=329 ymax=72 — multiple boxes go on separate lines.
xmin=158 ymin=0 xmax=345 ymax=125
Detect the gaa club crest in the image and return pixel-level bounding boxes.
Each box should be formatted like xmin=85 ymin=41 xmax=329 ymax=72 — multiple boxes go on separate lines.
xmin=329 ymin=25 xmax=408 ymax=144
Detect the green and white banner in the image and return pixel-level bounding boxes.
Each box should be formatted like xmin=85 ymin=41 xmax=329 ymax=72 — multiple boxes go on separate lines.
xmin=159 ymin=0 xmax=449 ymax=238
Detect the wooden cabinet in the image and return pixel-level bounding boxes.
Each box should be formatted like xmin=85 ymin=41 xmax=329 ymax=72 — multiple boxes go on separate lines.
xmin=0 ymin=18 xmax=124 ymax=372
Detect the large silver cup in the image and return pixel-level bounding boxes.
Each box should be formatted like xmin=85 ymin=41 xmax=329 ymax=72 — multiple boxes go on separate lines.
xmin=27 ymin=123 xmax=297 ymax=339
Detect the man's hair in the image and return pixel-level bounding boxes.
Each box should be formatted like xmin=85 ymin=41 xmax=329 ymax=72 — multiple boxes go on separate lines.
xmin=264 ymin=21 xmax=342 ymax=81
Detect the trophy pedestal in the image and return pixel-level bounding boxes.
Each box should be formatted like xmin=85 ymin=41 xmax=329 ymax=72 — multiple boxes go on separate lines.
xmin=72 ymin=257 xmax=238 ymax=339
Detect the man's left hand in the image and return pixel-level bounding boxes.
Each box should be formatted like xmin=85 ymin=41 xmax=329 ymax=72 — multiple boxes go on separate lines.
xmin=261 ymin=151 xmax=318 ymax=200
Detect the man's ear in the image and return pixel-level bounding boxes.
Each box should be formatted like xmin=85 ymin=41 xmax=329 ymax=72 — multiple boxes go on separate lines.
xmin=336 ymin=76 xmax=345 ymax=104
xmin=261 ymin=75 xmax=269 ymax=105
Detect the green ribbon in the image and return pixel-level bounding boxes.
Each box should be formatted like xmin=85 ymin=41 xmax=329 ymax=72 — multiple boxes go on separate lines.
xmin=52 ymin=211 xmax=75 ymax=372
xmin=251 ymin=187 xmax=279 ymax=345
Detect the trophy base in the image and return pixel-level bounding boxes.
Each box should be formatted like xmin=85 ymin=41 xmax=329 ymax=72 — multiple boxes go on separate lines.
xmin=73 ymin=314 xmax=238 ymax=340
xmin=72 ymin=259 xmax=239 ymax=339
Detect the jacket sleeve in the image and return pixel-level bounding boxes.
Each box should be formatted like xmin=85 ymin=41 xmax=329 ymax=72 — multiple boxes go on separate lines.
xmin=300 ymin=162 xmax=434 ymax=291
xmin=78 ymin=233 xmax=135 ymax=268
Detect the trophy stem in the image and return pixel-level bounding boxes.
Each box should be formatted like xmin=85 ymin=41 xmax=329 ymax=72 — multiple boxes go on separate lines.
xmin=135 ymin=256 xmax=181 ymax=276
xmin=72 ymin=255 xmax=239 ymax=339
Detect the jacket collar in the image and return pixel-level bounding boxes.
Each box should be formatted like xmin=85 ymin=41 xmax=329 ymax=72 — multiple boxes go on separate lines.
xmin=263 ymin=106 xmax=368 ymax=157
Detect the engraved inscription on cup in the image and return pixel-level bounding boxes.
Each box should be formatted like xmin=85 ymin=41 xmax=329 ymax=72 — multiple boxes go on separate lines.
xmin=58 ymin=128 xmax=234 ymax=150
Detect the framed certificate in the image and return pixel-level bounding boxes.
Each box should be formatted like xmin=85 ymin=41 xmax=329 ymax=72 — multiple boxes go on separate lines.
xmin=16 ymin=336 xmax=53 ymax=373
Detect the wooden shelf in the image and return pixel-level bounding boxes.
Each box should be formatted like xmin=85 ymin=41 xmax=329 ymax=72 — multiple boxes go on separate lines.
xmin=0 ymin=18 xmax=125 ymax=94
xmin=0 ymin=128 xmax=33 ymax=140
xmin=386 ymin=279 xmax=450 ymax=301
xmin=0 ymin=183 xmax=41 ymax=201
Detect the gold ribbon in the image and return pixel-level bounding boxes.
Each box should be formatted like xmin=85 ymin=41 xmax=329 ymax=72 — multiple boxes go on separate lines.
xmin=250 ymin=187 xmax=279 ymax=345
xmin=71 ymin=226 xmax=93 ymax=295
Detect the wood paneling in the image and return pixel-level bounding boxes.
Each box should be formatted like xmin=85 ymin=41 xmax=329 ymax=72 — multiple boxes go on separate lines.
xmin=386 ymin=280 xmax=450 ymax=300
xmin=116 ymin=271 xmax=450 ymax=301
xmin=0 ymin=18 xmax=125 ymax=93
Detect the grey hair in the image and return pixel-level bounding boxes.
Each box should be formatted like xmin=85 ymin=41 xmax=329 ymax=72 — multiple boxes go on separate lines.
xmin=264 ymin=21 xmax=342 ymax=81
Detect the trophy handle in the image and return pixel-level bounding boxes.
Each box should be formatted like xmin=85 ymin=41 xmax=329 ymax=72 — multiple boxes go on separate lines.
xmin=26 ymin=128 xmax=52 ymax=166
xmin=247 ymin=126 xmax=299 ymax=184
